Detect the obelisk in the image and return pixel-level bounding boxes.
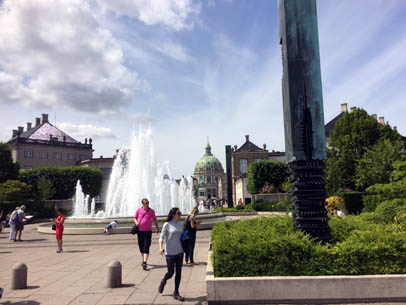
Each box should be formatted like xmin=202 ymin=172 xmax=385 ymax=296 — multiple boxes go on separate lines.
xmin=278 ymin=0 xmax=330 ymax=242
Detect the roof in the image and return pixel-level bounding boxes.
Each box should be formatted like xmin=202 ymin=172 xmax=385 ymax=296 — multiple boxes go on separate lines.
xmin=8 ymin=121 xmax=78 ymax=144
xmin=234 ymin=140 xmax=264 ymax=153
xmin=194 ymin=142 xmax=224 ymax=173
xmin=325 ymin=112 xmax=345 ymax=137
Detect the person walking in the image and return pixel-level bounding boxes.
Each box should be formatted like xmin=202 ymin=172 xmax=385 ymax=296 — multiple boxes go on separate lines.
xmin=134 ymin=198 xmax=159 ymax=270
xmin=54 ymin=208 xmax=66 ymax=253
xmin=159 ymin=207 xmax=185 ymax=301
xmin=184 ymin=207 xmax=201 ymax=265
xmin=8 ymin=207 xmax=19 ymax=242
xmin=14 ymin=205 xmax=27 ymax=242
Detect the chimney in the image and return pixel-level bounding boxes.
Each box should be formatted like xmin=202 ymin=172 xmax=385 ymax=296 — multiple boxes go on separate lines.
xmin=350 ymin=107 xmax=356 ymax=112
xmin=35 ymin=117 xmax=41 ymax=126
xmin=18 ymin=126 xmax=24 ymax=134
xmin=42 ymin=113 xmax=49 ymax=123
xmin=379 ymin=117 xmax=385 ymax=125
xmin=263 ymin=144 xmax=267 ymax=150
xmin=245 ymin=135 xmax=249 ymax=142
xmin=372 ymin=114 xmax=377 ymax=120
xmin=27 ymin=122 xmax=32 ymax=130
xmin=341 ymin=103 xmax=348 ymax=113
xmin=12 ymin=129 xmax=18 ymax=138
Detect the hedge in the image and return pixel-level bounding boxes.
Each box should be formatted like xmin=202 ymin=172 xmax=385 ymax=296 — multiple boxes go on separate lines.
xmin=19 ymin=166 xmax=103 ymax=199
xmin=0 ymin=200 xmax=56 ymax=219
xmin=252 ymin=199 xmax=292 ymax=212
xmin=337 ymin=192 xmax=365 ymax=214
xmin=363 ymin=180 xmax=406 ymax=212
xmin=247 ymin=160 xmax=289 ymax=194
xmin=211 ymin=216 xmax=406 ymax=277
xmin=375 ymin=198 xmax=406 ymax=223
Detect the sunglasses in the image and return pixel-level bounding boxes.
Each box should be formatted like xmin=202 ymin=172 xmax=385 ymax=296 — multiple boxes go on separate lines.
xmin=176 ymin=212 xmax=181 ymax=215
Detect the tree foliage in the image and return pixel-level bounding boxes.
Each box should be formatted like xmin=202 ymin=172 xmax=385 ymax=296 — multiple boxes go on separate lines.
xmin=19 ymin=166 xmax=103 ymax=199
xmin=326 ymin=108 xmax=402 ymax=194
xmin=36 ymin=176 xmax=56 ymax=201
xmin=247 ymin=160 xmax=289 ymax=194
xmin=0 ymin=143 xmax=20 ymax=183
xmin=0 ymin=180 xmax=32 ymax=202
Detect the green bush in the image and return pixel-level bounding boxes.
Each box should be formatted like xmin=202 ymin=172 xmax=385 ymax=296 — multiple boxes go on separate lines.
xmin=247 ymin=160 xmax=289 ymax=194
xmin=19 ymin=166 xmax=103 ymax=199
xmin=235 ymin=204 xmax=245 ymax=211
xmin=0 ymin=180 xmax=32 ymax=202
xmin=0 ymin=200 xmax=55 ymax=219
xmin=375 ymin=199 xmax=406 ymax=223
xmin=211 ymin=216 xmax=406 ymax=277
xmin=252 ymin=199 xmax=291 ymax=212
xmin=358 ymin=212 xmax=386 ymax=224
xmin=214 ymin=204 xmax=255 ymax=213
xmin=338 ymin=192 xmax=365 ymax=214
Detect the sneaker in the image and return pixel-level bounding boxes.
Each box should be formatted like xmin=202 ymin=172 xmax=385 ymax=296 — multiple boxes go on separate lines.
xmin=158 ymin=279 xmax=166 ymax=293
xmin=173 ymin=292 xmax=184 ymax=301
xmin=56 ymin=248 xmax=62 ymax=253
xmin=142 ymin=262 xmax=147 ymax=270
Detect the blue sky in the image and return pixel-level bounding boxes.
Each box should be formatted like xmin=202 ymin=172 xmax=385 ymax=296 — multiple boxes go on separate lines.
xmin=0 ymin=0 xmax=405 ymax=177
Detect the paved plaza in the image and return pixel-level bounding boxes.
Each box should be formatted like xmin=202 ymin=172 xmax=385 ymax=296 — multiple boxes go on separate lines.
xmin=0 ymin=224 xmax=209 ymax=305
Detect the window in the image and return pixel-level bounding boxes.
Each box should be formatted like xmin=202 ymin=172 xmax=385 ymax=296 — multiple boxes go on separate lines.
xmin=67 ymin=153 xmax=75 ymax=160
xmin=240 ymin=159 xmax=248 ymax=174
xmin=207 ymin=176 xmax=212 ymax=183
xmin=199 ymin=192 xmax=205 ymax=197
xmin=53 ymin=152 xmax=62 ymax=159
xmin=24 ymin=151 xmax=33 ymax=158
xmin=39 ymin=152 xmax=48 ymax=159
xmin=79 ymin=154 xmax=84 ymax=161
xmin=215 ymin=176 xmax=219 ymax=182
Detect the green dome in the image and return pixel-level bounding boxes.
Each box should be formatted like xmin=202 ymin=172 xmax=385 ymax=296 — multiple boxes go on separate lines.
xmin=194 ymin=143 xmax=224 ymax=172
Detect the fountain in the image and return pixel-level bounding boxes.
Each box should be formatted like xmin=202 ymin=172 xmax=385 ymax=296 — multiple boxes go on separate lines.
xmin=38 ymin=126 xmax=228 ymax=234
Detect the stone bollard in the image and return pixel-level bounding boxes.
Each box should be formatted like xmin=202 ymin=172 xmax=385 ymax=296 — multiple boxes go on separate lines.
xmin=12 ymin=263 xmax=27 ymax=289
xmin=107 ymin=260 xmax=122 ymax=288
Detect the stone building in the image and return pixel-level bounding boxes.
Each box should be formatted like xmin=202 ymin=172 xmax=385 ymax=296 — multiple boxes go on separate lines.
xmin=194 ymin=142 xmax=226 ymax=200
xmin=230 ymin=135 xmax=285 ymax=205
xmin=7 ymin=114 xmax=93 ymax=169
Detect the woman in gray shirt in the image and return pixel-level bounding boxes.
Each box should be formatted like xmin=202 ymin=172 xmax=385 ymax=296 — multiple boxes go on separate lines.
xmin=158 ymin=207 xmax=185 ymax=301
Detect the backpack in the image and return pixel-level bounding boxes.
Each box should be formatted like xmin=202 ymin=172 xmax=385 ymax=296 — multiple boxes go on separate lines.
xmin=11 ymin=211 xmax=19 ymax=222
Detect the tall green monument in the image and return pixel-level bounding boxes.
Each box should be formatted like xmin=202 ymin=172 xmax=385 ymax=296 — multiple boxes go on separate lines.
xmin=278 ymin=0 xmax=330 ymax=242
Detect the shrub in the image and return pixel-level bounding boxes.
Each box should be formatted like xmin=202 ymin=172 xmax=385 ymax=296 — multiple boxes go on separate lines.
xmin=0 ymin=180 xmax=32 ymax=202
xmin=325 ymin=196 xmax=345 ymax=215
xmin=211 ymin=216 xmax=406 ymax=277
xmin=375 ymin=199 xmax=406 ymax=223
xmin=393 ymin=212 xmax=406 ymax=232
xmin=252 ymin=199 xmax=291 ymax=212
xmin=247 ymin=160 xmax=289 ymax=194
xmin=235 ymin=204 xmax=245 ymax=211
xmin=338 ymin=192 xmax=365 ymax=214
xmin=358 ymin=212 xmax=386 ymax=224
xmin=19 ymin=166 xmax=103 ymax=199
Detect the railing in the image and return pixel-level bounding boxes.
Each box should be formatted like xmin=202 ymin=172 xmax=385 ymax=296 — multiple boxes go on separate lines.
xmin=9 ymin=137 xmax=92 ymax=149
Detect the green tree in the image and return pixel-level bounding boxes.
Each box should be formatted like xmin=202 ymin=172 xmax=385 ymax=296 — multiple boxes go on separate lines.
xmin=0 ymin=180 xmax=32 ymax=202
xmin=0 ymin=143 xmax=20 ymax=183
xmin=247 ymin=160 xmax=289 ymax=194
xmin=326 ymin=108 xmax=402 ymax=193
xmin=36 ymin=176 xmax=56 ymax=201
xmin=355 ymin=139 xmax=403 ymax=190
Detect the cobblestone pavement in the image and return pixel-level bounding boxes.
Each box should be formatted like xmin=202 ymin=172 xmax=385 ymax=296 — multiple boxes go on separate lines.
xmin=0 ymin=224 xmax=209 ymax=305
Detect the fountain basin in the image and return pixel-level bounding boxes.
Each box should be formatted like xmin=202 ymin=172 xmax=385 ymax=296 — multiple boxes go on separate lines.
xmin=37 ymin=211 xmax=229 ymax=235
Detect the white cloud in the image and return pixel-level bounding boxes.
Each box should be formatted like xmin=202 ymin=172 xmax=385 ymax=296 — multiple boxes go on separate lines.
xmin=96 ymin=0 xmax=200 ymax=31
xmin=59 ymin=123 xmax=116 ymax=139
xmin=0 ymin=0 xmax=140 ymax=113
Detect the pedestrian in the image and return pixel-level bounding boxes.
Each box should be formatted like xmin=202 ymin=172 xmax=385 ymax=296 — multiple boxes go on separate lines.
xmin=184 ymin=207 xmax=201 ymax=265
xmin=159 ymin=207 xmax=185 ymax=301
xmin=104 ymin=220 xmax=118 ymax=234
xmin=8 ymin=207 xmax=19 ymax=241
xmin=134 ymin=198 xmax=159 ymax=270
xmin=14 ymin=205 xmax=27 ymax=242
xmin=54 ymin=208 xmax=66 ymax=253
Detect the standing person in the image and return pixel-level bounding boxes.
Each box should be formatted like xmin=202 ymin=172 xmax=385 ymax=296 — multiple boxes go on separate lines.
xmin=159 ymin=207 xmax=185 ymax=301
xmin=134 ymin=198 xmax=159 ymax=270
xmin=54 ymin=208 xmax=66 ymax=253
xmin=8 ymin=207 xmax=19 ymax=242
xmin=14 ymin=205 xmax=27 ymax=242
xmin=184 ymin=207 xmax=201 ymax=265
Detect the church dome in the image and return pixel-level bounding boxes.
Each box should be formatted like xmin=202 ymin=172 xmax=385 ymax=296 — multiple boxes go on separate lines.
xmin=194 ymin=143 xmax=224 ymax=172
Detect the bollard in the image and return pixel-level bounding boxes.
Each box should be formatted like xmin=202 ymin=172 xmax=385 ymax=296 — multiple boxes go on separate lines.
xmin=12 ymin=263 xmax=27 ymax=289
xmin=107 ymin=260 xmax=122 ymax=288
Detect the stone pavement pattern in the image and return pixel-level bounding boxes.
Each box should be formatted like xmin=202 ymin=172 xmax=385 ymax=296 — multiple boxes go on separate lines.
xmin=0 ymin=224 xmax=208 ymax=305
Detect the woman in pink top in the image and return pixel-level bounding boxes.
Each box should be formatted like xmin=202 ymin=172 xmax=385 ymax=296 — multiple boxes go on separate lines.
xmin=134 ymin=198 xmax=159 ymax=270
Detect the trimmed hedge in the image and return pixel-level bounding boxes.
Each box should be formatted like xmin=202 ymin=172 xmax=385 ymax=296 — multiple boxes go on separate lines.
xmin=247 ymin=160 xmax=289 ymax=194
xmin=0 ymin=200 xmax=56 ymax=219
xmin=19 ymin=166 xmax=103 ymax=199
xmin=338 ymin=192 xmax=365 ymax=214
xmin=211 ymin=216 xmax=406 ymax=277
xmin=252 ymin=199 xmax=292 ymax=212
xmin=375 ymin=199 xmax=406 ymax=223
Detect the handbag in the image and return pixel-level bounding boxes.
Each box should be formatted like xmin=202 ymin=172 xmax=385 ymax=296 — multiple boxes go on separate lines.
xmin=131 ymin=208 xmax=150 ymax=235
xmin=52 ymin=224 xmax=56 ymax=231
xmin=180 ymin=216 xmax=190 ymax=242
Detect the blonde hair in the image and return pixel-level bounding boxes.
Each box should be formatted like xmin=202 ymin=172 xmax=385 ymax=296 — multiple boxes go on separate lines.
xmin=189 ymin=207 xmax=199 ymax=217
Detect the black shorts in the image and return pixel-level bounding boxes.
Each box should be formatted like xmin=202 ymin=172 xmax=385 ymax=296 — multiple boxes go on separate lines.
xmin=15 ymin=221 xmax=24 ymax=231
xmin=137 ymin=230 xmax=152 ymax=254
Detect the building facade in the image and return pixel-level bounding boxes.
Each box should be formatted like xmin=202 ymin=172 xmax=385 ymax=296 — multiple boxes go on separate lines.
xmin=7 ymin=114 xmax=93 ymax=169
xmin=231 ymin=135 xmax=286 ymax=204
xmin=194 ymin=142 xmax=226 ymax=200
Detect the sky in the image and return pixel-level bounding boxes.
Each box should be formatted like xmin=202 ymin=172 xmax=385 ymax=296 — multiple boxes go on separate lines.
xmin=0 ymin=0 xmax=405 ymax=177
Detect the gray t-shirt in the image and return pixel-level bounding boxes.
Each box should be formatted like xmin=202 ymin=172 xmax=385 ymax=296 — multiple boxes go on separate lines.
xmin=159 ymin=220 xmax=184 ymax=255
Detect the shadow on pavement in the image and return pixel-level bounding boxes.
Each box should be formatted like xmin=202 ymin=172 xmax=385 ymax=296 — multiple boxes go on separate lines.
xmin=19 ymin=239 xmax=47 ymax=242
xmin=121 ymin=283 xmax=135 ymax=288
xmin=147 ymin=264 xmax=167 ymax=270
xmin=1 ymin=301 xmax=40 ymax=305
xmin=185 ymin=296 xmax=206 ymax=304
xmin=64 ymin=250 xmax=89 ymax=253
